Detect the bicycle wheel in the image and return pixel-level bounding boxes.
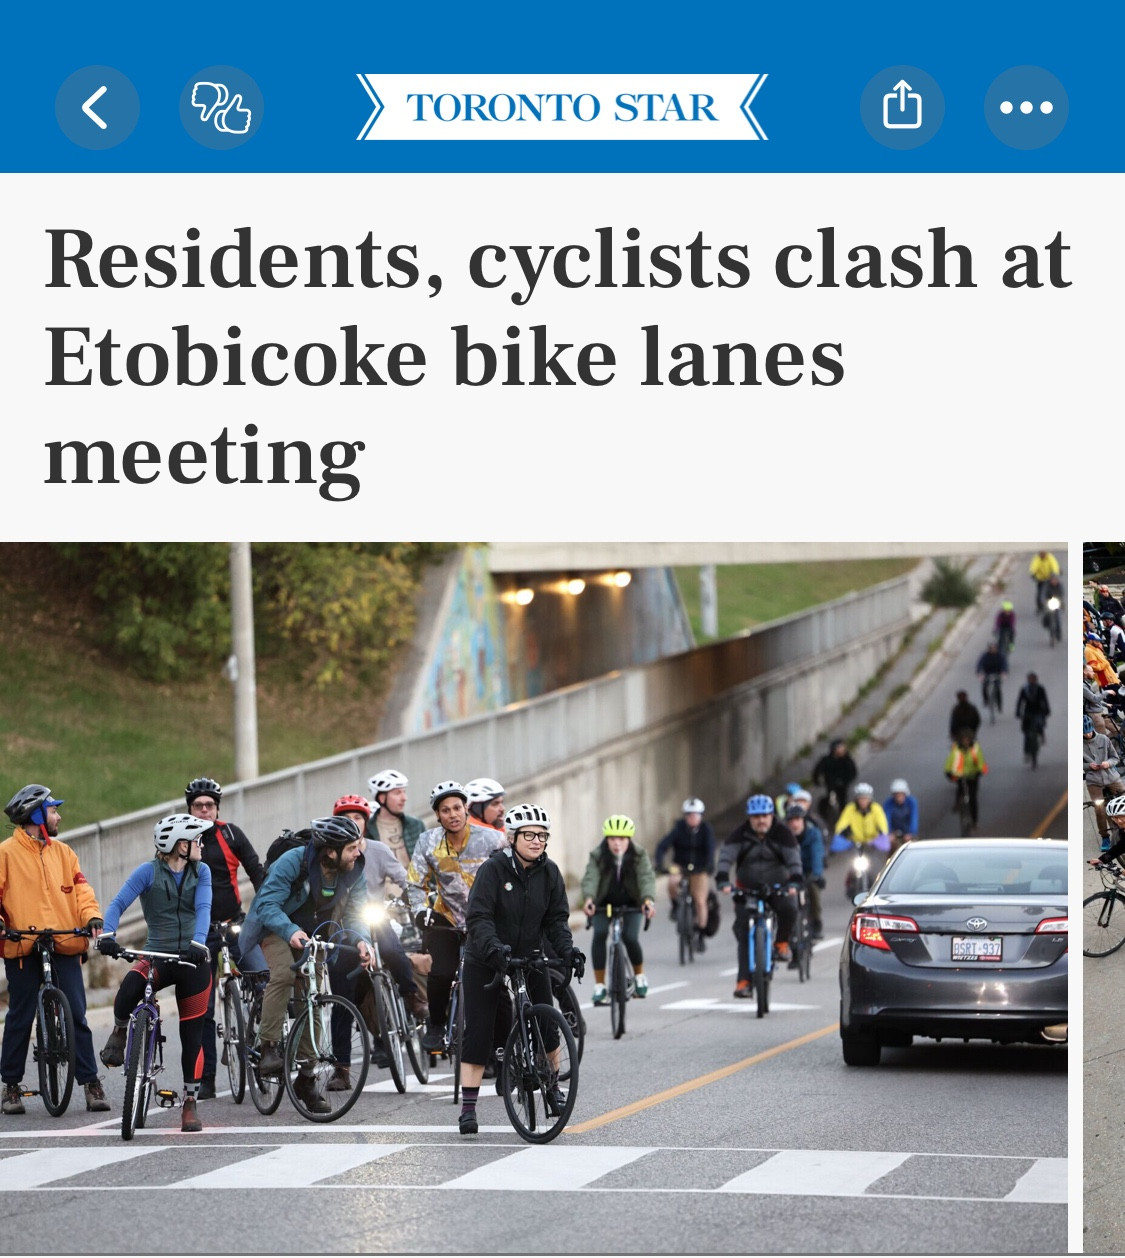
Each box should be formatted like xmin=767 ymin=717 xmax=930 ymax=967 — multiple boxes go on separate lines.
xmin=221 ymin=979 xmax=247 ymax=1103
xmin=284 ymin=995 xmax=370 ymax=1122
xmin=958 ymin=785 xmax=973 ymax=837
xmin=752 ymin=921 xmax=769 ymax=1018
xmin=245 ymin=998 xmax=285 ymax=1116
xmin=373 ymin=976 xmax=407 ymax=1094
xmin=609 ymin=945 xmax=627 ymax=1040
xmin=121 ymin=1010 xmax=152 ymax=1141
xmin=1025 ymin=729 xmax=1040 ymax=770
xmin=451 ymin=985 xmax=465 ymax=1105
xmin=1084 ymin=889 xmax=1125 ymax=957
xmin=677 ymin=893 xmax=694 ymax=966
xmin=554 ymin=982 xmax=585 ymax=1071
xmin=499 ymin=1004 xmax=578 ymax=1144
xmin=404 ymin=1007 xmax=430 ymax=1084
xmin=35 ymin=986 xmax=75 ymax=1117
xmin=795 ymin=910 xmax=813 ymax=983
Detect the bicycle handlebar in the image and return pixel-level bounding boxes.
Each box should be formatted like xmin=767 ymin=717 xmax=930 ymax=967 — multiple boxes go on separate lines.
xmin=289 ymin=938 xmax=363 ymax=972
xmin=113 ymin=948 xmax=188 ymax=964
xmin=2 ymin=925 xmax=91 ymax=942
xmin=584 ymin=905 xmax=651 ymax=931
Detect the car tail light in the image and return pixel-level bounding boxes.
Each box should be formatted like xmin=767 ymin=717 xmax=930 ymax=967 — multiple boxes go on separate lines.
xmin=851 ymin=912 xmax=919 ymax=950
xmin=1035 ymin=917 xmax=1067 ymax=933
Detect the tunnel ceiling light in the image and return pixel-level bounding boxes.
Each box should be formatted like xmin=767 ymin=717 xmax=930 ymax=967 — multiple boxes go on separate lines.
xmin=612 ymin=570 xmax=632 ymax=588
xmin=515 ymin=586 xmax=534 ymax=606
xmin=566 ymin=577 xmax=586 ymax=596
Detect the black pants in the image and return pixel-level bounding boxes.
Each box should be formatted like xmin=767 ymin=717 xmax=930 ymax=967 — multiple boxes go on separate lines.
xmin=460 ymin=956 xmax=554 ymax=1066
xmin=113 ymin=957 xmax=211 ymax=1086
xmin=733 ymin=894 xmax=796 ymax=982
xmin=421 ymin=924 xmax=463 ymax=1033
xmin=2 ymin=952 xmax=99 ymax=1087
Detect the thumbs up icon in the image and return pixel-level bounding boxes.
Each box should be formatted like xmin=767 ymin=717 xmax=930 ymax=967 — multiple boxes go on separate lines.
xmin=181 ymin=65 xmax=261 ymax=147
xmin=215 ymin=93 xmax=252 ymax=134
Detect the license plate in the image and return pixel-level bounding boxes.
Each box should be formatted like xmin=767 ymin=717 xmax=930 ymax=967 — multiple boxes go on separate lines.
xmin=952 ymin=935 xmax=1002 ymax=961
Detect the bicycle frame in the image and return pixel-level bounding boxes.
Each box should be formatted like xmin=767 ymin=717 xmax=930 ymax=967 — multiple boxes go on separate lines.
xmin=737 ymin=890 xmax=776 ymax=979
xmin=13 ymin=927 xmax=88 ymax=1114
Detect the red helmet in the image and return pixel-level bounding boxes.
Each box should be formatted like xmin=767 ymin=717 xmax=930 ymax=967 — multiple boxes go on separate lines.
xmin=333 ymin=794 xmax=373 ymax=820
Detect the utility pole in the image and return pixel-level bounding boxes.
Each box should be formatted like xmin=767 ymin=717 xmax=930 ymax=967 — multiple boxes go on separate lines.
xmin=700 ymin=563 xmax=718 ymax=638
xmin=228 ymin=542 xmax=259 ymax=781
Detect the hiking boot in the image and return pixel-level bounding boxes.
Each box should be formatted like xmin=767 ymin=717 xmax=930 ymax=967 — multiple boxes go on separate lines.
xmin=407 ymin=992 xmax=429 ymax=1021
xmin=293 ymin=1071 xmax=331 ymax=1114
xmin=2 ymin=1084 xmax=25 ymax=1115
xmin=371 ymin=1038 xmax=390 ymax=1068
xmin=257 ymin=1041 xmax=283 ymax=1077
xmin=84 ymin=1079 xmax=110 ymax=1113
xmin=591 ymin=984 xmax=607 ymax=1006
xmin=326 ymin=1065 xmax=351 ymax=1092
xmin=733 ymin=980 xmax=752 ymax=999
xmin=181 ymin=1095 xmax=202 ymax=1133
xmin=634 ymin=974 xmax=649 ymax=998
xmin=458 ymin=1109 xmax=478 ymax=1135
xmin=100 ymin=1025 xmax=127 ymax=1068
xmin=197 ymin=1076 xmax=216 ymax=1100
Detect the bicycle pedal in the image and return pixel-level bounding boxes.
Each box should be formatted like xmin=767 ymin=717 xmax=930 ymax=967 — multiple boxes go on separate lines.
xmin=156 ymin=1089 xmax=178 ymax=1108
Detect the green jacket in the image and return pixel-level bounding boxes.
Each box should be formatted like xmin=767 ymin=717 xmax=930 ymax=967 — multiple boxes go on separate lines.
xmin=580 ymin=838 xmax=656 ymax=907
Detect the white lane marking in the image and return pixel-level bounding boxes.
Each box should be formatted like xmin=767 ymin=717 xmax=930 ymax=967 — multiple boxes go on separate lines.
xmin=661 ymin=998 xmax=819 ymax=1013
xmin=440 ymin=1144 xmax=650 ymax=1191
xmin=813 ymin=936 xmax=844 ymax=952
xmin=1005 ymin=1156 xmax=1068 ymax=1203
xmin=645 ymin=981 xmax=691 ymax=995
xmin=173 ymin=1142 xmax=409 ymax=1187
xmin=0 ymin=1144 xmax=165 ymax=1187
xmin=717 ymin=1149 xmax=910 ymax=1195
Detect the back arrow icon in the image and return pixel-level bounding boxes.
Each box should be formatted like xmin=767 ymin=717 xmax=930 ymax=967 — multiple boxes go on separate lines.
xmin=82 ymin=86 xmax=108 ymax=130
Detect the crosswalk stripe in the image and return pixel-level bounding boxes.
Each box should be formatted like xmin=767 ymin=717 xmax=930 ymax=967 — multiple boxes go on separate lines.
xmin=440 ymin=1144 xmax=650 ymax=1190
xmin=716 ymin=1149 xmax=911 ymax=1195
xmin=662 ymin=999 xmax=818 ymax=1013
xmin=1005 ymin=1156 xmax=1067 ymax=1203
xmin=0 ymin=1144 xmax=164 ymax=1187
xmin=173 ymin=1143 xmax=410 ymax=1188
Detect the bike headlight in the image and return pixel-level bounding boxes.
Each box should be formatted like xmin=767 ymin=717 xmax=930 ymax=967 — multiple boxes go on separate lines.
xmin=230 ymin=922 xmax=241 ymax=935
xmin=853 ymin=854 xmax=870 ymax=872
xmin=364 ymin=904 xmax=386 ymax=927
xmin=1047 ymin=597 xmax=1061 ymax=610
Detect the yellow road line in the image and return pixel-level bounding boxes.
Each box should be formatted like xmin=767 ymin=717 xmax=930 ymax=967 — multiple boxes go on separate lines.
xmin=565 ymin=1022 xmax=839 ymax=1135
xmin=1031 ymin=791 xmax=1068 ymax=838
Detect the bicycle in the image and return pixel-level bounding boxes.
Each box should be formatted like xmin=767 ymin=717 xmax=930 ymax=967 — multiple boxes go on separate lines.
xmin=548 ymin=962 xmax=585 ymax=1069
xmin=587 ymin=905 xmax=648 ymax=1040
xmin=1022 ymin=715 xmax=1046 ymax=770
xmin=1043 ymin=597 xmax=1062 ymax=646
xmin=245 ymin=975 xmax=286 ymax=1116
xmin=489 ymin=950 xmax=579 ymax=1144
xmin=5 ymin=926 xmax=90 ymax=1117
xmin=732 ymin=884 xmax=779 ymax=1018
xmin=953 ymin=777 xmax=975 ymax=837
xmin=1084 ymin=860 xmax=1125 ymax=957
xmin=788 ymin=884 xmax=813 ymax=983
xmin=669 ymin=863 xmax=698 ymax=965
xmin=105 ymin=946 xmax=190 ymax=1140
xmin=996 ymin=623 xmax=1015 ymax=655
xmin=981 ymin=674 xmax=1003 ymax=723
xmin=212 ymin=918 xmax=256 ymax=1104
xmin=816 ymin=787 xmax=846 ymax=841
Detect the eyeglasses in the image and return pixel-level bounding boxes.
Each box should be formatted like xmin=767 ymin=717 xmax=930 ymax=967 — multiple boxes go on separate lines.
xmin=518 ymin=831 xmax=549 ymax=843
xmin=191 ymin=800 xmax=217 ymax=811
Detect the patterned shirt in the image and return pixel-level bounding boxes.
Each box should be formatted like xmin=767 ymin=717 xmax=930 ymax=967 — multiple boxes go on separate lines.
xmin=406 ymin=824 xmax=507 ymax=929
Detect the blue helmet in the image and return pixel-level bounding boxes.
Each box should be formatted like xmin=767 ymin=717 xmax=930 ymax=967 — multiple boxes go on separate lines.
xmin=746 ymin=793 xmax=774 ymax=816
xmin=784 ymin=782 xmax=801 ymax=796
xmin=1084 ymin=714 xmax=1095 ymax=735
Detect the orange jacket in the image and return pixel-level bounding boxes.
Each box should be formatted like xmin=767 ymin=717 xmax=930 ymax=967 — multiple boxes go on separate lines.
xmin=1086 ymin=642 xmax=1120 ymax=688
xmin=0 ymin=828 xmax=102 ymax=959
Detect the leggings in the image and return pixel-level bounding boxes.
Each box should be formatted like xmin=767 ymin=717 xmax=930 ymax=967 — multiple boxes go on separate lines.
xmin=590 ymin=911 xmax=643 ymax=971
xmin=113 ymin=957 xmax=211 ymax=1085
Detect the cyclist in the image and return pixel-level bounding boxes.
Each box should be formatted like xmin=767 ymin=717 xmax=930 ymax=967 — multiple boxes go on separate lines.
xmin=1015 ymin=672 xmax=1051 ymax=762
xmin=1029 ymin=550 xmax=1060 ymax=611
xmin=774 ymin=781 xmax=803 ymax=820
xmin=783 ymin=804 xmax=825 ymax=941
xmin=582 ymin=814 xmax=657 ymax=1004
xmin=832 ymin=783 xmax=891 ymax=894
xmin=1086 ymin=632 xmax=1120 ymax=689
xmin=0 ymin=784 xmax=109 ymax=1115
xmin=994 ymin=601 xmax=1016 ymax=653
xmin=407 ymin=782 xmax=507 ymax=1054
xmin=1090 ymin=794 xmax=1125 ymax=868
xmin=365 ymin=769 xmax=426 ymax=876
xmin=811 ymin=738 xmax=858 ymax=828
xmin=949 ymin=689 xmax=982 ymax=741
xmin=459 ymin=804 xmax=580 ymax=1136
xmin=975 ymin=640 xmax=1009 ymax=712
xmin=238 ymin=815 xmax=373 ymax=1112
xmin=716 ymin=794 xmax=802 ymax=997
xmin=944 ymin=729 xmax=989 ymax=832
xmin=465 ymin=778 xmax=506 ymax=833
xmin=96 ymin=813 xmax=214 ymax=1133
xmin=1084 ymin=715 xmax=1125 ymax=850
xmin=183 ymin=775 xmax=265 ymax=1101
xmin=882 ymin=778 xmax=919 ymax=850
xmin=654 ymin=797 xmax=715 ymax=950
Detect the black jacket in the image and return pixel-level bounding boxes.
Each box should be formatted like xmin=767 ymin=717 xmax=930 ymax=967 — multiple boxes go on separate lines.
xmin=1016 ymin=683 xmax=1050 ymax=721
xmin=465 ymin=846 xmax=573 ymax=970
xmin=200 ymin=820 xmax=264 ymax=923
xmin=949 ymin=700 xmax=982 ymax=739
xmin=812 ymin=752 xmax=857 ymax=795
xmin=715 ymin=821 xmax=802 ymax=892
xmin=654 ymin=819 xmax=715 ymax=874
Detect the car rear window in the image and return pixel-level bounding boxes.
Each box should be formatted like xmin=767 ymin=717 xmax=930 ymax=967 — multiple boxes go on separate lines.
xmin=878 ymin=848 xmax=1068 ymax=896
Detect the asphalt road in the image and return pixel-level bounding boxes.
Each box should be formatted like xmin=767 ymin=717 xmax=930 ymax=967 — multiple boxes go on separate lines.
xmin=0 ymin=560 xmax=1067 ymax=1255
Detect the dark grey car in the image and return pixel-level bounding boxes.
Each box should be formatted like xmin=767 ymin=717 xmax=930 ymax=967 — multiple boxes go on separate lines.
xmin=839 ymin=837 xmax=1067 ymax=1066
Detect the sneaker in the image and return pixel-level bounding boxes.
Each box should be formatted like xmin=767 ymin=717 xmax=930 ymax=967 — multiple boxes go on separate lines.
xmin=1102 ymin=837 xmax=1113 ymax=853
xmin=591 ymin=984 xmax=607 ymax=1006
xmin=197 ymin=1076 xmax=216 ymax=1101
xmin=84 ymin=1079 xmax=110 ymax=1113
xmin=733 ymin=980 xmax=752 ymax=999
xmin=293 ymin=1071 xmax=331 ymax=1114
xmin=2 ymin=1084 xmax=25 ymax=1115
xmin=544 ymin=1084 xmax=566 ymax=1117
xmin=775 ymin=942 xmax=792 ymax=962
xmin=326 ymin=1065 xmax=351 ymax=1092
xmin=180 ymin=1095 xmax=202 ymax=1133
xmin=100 ymin=1025 xmax=127 ymax=1069
xmin=257 ymin=1041 xmax=283 ymax=1077
xmin=458 ymin=1109 xmax=478 ymax=1135
xmin=634 ymin=974 xmax=649 ymax=998
xmin=421 ymin=1026 xmax=444 ymax=1054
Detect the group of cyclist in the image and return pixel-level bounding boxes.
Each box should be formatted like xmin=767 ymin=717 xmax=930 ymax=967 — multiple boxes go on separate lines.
xmin=1084 ymin=578 xmax=1125 ymax=850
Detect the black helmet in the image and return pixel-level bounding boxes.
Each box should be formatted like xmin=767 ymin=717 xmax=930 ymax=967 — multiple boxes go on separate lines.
xmin=186 ymin=776 xmax=223 ymax=807
xmin=4 ymin=784 xmax=63 ymax=827
xmin=310 ymin=815 xmax=361 ymax=849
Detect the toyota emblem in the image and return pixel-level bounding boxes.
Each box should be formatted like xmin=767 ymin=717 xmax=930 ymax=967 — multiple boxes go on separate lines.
xmin=966 ymin=917 xmax=988 ymax=931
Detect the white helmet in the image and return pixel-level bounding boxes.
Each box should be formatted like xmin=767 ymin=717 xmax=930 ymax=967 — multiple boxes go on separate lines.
xmin=889 ymin=778 xmax=910 ymax=795
xmin=854 ymin=782 xmax=875 ymax=798
xmin=465 ymin=777 xmax=505 ymax=803
xmin=682 ymin=797 xmax=705 ymax=814
xmin=368 ymin=769 xmax=408 ymax=797
xmin=430 ymin=780 xmax=468 ymax=809
xmin=505 ymin=803 xmax=551 ymax=834
xmin=1107 ymin=795 xmax=1125 ymax=819
xmin=154 ymin=813 xmax=212 ymax=854
xmin=791 ymin=788 xmax=813 ymax=805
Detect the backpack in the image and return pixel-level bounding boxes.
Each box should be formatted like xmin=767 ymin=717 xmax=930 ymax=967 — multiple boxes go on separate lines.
xmin=264 ymin=828 xmax=309 ymax=872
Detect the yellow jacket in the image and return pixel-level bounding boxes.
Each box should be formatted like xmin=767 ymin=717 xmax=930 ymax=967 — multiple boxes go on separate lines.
xmin=1028 ymin=553 xmax=1060 ymax=581
xmin=834 ymin=802 xmax=889 ymax=844
xmin=0 ymin=828 xmax=102 ymax=959
xmin=945 ymin=742 xmax=989 ymax=779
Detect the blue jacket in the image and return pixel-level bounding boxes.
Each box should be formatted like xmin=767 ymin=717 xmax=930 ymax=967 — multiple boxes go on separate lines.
xmin=883 ymin=794 xmax=919 ymax=835
xmin=242 ymin=840 xmax=370 ymax=950
xmin=797 ymin=820 xmax=825 ymax=880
